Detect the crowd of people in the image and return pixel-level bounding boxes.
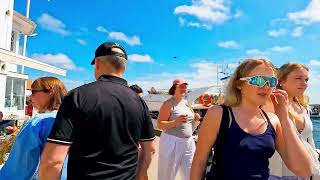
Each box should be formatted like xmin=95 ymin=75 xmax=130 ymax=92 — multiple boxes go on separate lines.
xmin=0 ymin=41 xmax=318 ymax=180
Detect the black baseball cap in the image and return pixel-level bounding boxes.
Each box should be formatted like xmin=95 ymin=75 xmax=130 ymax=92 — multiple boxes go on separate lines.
xmin=91 ymin=42 xmax=127 ymax=65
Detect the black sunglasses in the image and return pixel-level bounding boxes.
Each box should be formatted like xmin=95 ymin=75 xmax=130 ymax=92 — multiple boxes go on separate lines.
xmin=31 ymin=89 xmax=49 ymax=95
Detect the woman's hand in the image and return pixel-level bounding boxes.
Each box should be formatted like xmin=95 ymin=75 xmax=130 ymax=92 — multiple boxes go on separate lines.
xmin=174 ymin=115 xmax=188 ymax=126
xmin=271 ymin=89 xmax=289 ymax=120
xmin=194 ymin=113 xmax=201 ymax=122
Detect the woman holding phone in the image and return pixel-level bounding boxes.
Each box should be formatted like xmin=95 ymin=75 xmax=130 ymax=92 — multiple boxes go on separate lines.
xmin=191 ymin=59 xmax=312 ymax=180
xmin=157 ymin=79 xmax=201 ymax=180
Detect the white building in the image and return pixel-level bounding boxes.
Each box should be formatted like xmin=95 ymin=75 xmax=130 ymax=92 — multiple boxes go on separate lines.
xmin=0 ymin=0 xmax=66 ymax=118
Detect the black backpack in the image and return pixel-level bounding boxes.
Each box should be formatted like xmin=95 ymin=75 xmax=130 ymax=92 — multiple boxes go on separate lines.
xmin=205 ymin=105 xmax=231 ymax=179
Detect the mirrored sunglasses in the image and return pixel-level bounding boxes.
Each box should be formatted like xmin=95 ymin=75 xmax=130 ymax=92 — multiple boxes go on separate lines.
xmin=239 ymin=76 xmax=278 ymax=88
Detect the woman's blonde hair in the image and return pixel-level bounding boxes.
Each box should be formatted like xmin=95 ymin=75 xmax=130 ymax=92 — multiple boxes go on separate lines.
xmin=223 ymin=58 xmax=276 ymax=107
xmin=277 ymin=62 xmax=309 ymax=108
xmin=31 ymin=77 xmax=67 ymax=113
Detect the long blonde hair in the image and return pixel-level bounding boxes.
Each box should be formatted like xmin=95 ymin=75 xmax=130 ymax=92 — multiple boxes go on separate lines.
xmin=31 ymin=77 xmax=67 ymax=113
xmin=223 ymin=58 xmax=276 ymax=107
xmin=277 ymin=62 xmax=309 ymax=109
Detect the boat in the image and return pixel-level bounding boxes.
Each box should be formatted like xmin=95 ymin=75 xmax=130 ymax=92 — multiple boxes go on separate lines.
xmin=310 ymin=104 xmax=320 ymax=118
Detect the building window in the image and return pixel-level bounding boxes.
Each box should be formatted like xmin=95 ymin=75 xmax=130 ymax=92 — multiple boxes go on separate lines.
xmin=5 ymin=77 xmax=25 ymax=111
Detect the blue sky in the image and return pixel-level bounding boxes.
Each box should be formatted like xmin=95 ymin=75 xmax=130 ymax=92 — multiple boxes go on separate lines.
xmin=15 ymin=0 xmax=320 ymax=103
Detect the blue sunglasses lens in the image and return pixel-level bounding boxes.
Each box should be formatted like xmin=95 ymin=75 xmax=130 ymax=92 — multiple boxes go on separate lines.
xmin=249 ymin=76 xmax=277 ymax=88
xmin=265 ymin=77 xmax=277 ymax=87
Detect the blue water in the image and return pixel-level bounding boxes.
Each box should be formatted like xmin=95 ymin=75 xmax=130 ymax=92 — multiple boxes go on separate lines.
xmin=311 ymin=118 xmax=320 ymax=148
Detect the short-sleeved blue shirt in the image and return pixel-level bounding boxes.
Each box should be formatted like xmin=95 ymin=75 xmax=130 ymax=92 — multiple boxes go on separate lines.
xmin=0 ymin=112 xmax=67 ymax=179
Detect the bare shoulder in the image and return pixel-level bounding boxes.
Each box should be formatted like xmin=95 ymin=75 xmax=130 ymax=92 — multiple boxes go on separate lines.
xmin=207 ymin=105 xmax=223 ymax=114
xmin=204 ymin=105 xmax=223 ymax=124
xmin=197 ymin=105 xmax=224 ymax=144
xmin=161 ymin=99 xmax=172 ymax=108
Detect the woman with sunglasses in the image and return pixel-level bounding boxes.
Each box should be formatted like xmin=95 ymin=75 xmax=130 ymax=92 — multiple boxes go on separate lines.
xmin=269 ymin=63 xmax=319 ymax=180
xmin=0 ymin=77 xmax=68 ymax=179
xmin=157 ymin=79 xmax=201 ymax=180
xmin=191 ymin=59 xmax=312 ymax=180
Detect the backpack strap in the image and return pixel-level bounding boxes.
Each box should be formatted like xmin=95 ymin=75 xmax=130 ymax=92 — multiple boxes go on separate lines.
xmin=215 ymin=105 xmax=231 ymax=149
xmin=206 ymin=105 xmax=230 ymax=178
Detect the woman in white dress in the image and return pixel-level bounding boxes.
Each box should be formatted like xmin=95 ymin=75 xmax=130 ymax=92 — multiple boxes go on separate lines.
xmin=269 ymin=62 xmax=318 ymax=180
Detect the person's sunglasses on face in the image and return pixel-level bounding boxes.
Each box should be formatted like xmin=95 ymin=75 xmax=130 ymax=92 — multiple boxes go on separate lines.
xmin=31 ymin=89 xmax=49 ymax=95
xmin=179 ymin=84 xmax=187 ymax=89
xmin=239 ymin=76 xmax=278 ymax=88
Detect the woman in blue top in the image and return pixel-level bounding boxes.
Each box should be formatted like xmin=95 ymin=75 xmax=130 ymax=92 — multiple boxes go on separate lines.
xmin=190 ymin=58 xmax=312 ymax=180
xmin=0 ymin=77 xmax=67 ymax=180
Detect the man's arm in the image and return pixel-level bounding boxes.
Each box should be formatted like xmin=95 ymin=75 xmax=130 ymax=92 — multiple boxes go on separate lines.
xmin=137 ymin=98 xmax=156 ymax=179
xmin=136 ymin=140 xmax=156 ymax=180
xmin=39 ymin=143 xmax=70 ymax=180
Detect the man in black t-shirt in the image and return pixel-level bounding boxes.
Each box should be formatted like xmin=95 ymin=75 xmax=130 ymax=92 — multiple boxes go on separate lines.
xmin=39 ymin=42 xmax=156 ymax=180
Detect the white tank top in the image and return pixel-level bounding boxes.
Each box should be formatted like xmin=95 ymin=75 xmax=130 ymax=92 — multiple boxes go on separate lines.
xmin=269 ymin=107 xmax=315 ymax=177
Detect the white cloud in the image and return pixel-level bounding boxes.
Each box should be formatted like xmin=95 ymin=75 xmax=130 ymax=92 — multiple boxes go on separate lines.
xmin=179 ymin=17 xmax=211 ymax=29
xmin=174 ymin=0 xmax=239 ymax=29
xmin=37 ymin=13 xmax=69 ymax=36
xmin=187 ymin=22 xmax=202 ymax=28
xmin=246 ymin=46 xmax=293 ymax=56
xmin=179 ymin=17 xmax=187 ymax=26
xmin=309 ymin=59 xmax=320 ymax=67
xmin=267 ymin=28 xmax=288 ymax=37
xmin=96 ymin=26 xmax=141 ymax=46
xmin=246 ymin=49 xmax=266 ymax=56
xmin=288 ymin=0 xmax=320 ymax=25
xmin=61 ymin=79 xmax=90 ymax=91
xmin=291 ymin=26 xmax=304 ymax=37
xmin=77 ymin=39 xmax=86 ymax=45
xmin=269 ymin=46 xmax=293 ymax=53
xmin=108 ymin=32 xmax=141 ymax=46
xmin=218 ymin=41 xmax=240 ymax=49
xmin=187 ymin=21 xmax=202 ymax=28
xmin=270 ymin=18 xmax=289 ymax=26
xmin=31 ymin=53 xmax=83 ymax=71
xmin=174 ymin=0 xmax=230 ymax=24
xmin=96 ymin=26 xmax=108 ymax=33
xmin=234 ymin=10 xmax=243 ymax=18
xmin=188 ymin=21 xmax=211 ymax=29
xmin=307 ymin=64 xmax=320 ymax=103
xmin=132 ymin=61 xmax=225 ymax=91
xmin=128 ymin=54 xmax=154 ymax=63
xmin=190 ymin=62 xmax=220 ymax=79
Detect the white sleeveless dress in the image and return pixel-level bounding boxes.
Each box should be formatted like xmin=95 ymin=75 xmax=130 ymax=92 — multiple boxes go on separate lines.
xmin=269 ymin=107 xmax=315 ymax=180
